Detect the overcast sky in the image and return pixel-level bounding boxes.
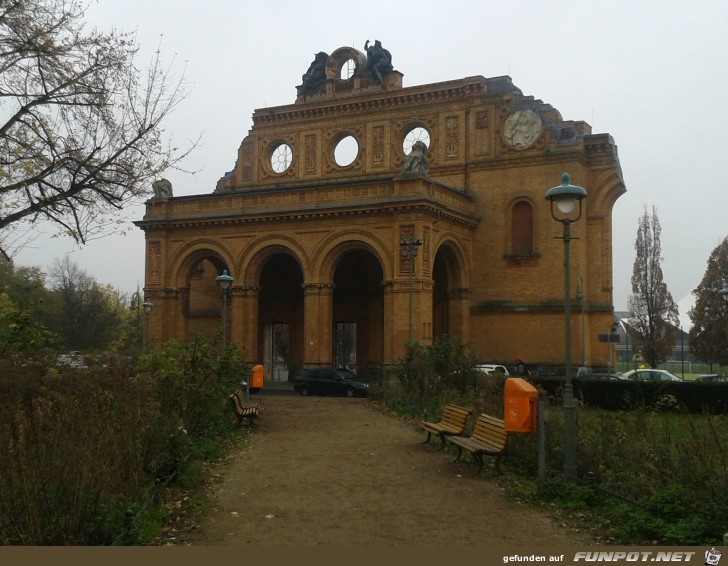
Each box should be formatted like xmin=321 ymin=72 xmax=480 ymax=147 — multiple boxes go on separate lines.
xmin=12 ymin=0 xmax=728 ymax=329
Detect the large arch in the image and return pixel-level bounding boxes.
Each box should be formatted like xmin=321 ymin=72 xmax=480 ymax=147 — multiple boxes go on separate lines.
xmin=316 ymin=239 xmax=387 ymax=378
xmin=257 ymin=252 xmax=304 ymax=382
xmin=332 ymin=248 xmax=385 ymax=371
xmin=238 ymin=243 xmax=306 ymax=381
xmin=431 ymin=238 xmax=469 ymax=341
xmin=171 ymin=246 xmax=233 ymax=341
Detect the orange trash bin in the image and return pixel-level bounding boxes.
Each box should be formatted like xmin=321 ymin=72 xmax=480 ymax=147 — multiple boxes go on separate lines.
xmin=504 ymin=377 xmax=538 ymax=433
xmin=250 ymin=364 xmax=264 ymax=394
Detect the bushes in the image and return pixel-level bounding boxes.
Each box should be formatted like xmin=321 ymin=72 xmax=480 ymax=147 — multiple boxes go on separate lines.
xmin=390 ymin=336 xmax=481 ymax=417
xmin=0 ymin=335 xmax=244 ymax=545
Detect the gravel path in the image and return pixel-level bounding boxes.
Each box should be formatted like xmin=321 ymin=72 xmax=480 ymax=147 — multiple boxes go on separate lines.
xmin=179 ymin=393 xmax=594 ymax=546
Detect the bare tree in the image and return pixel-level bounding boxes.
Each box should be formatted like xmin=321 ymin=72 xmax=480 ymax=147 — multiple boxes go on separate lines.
xmin=688 ymin=237 xmax=728 ymax=367
xmin=48 ymin=255 xmax=125 ymax=350
xmin=627 ymin=206 xmax=679 ymax=367
xmin=0 ymin=0 xmax=195 ymax=258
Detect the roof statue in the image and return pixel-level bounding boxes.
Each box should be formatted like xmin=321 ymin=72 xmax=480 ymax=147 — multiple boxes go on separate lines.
xmin=301 ymin=51 xmax=328 ymax=94
xmin=364 ymin=39 xmax=393 ymax=84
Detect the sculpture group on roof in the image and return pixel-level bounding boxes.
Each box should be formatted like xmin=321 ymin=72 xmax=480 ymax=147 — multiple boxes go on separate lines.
xmin=299 ymin=41 xmax=394 ymax=96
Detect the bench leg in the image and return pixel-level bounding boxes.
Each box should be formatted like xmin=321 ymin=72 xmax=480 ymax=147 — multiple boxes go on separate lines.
xmin=472 ymin=453 xmax=484 ymax=475
xmin=423 ymin=430 xmax=433 ymax=445
xmin=452 ymin=444 xmax=463 ymax=463
xmin=438 ymin=434 xmax=447 ymax=450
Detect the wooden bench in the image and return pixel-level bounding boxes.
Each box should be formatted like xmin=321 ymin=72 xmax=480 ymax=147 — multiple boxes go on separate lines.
xmin=421 ymin=403 xmax=472 ymax=449
xmin=228 ymin=390 xmax=260 ymax=426
xmin=448 ymin=413 xmax=508 ymax=475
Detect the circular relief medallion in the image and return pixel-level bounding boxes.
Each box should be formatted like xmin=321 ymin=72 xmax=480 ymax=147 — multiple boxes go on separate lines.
xmin=503 ymin=109 xmax=542 ymax=150
xmin=270 ymin=142 xmax=293 ymax=173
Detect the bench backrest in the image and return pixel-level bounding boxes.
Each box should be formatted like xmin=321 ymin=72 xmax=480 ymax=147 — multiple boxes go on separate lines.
xmin=439 ymin=404 xmax=471 ymax=428
xmin=471 ymin=413 xmax=508 ymax=449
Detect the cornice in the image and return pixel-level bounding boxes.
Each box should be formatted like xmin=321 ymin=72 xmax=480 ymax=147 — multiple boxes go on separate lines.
xmin=135 ymin=200 xmax=479 ymax=232
xmin=252 ymin=79 xmax=489 ymax=126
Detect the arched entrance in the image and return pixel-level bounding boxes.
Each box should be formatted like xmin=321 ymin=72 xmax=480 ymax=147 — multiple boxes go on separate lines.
xmin=257 ymin=252 xmax=304 ymax=381
xmin=432 ymin=243 xmax=467 ymax=341
xmin=332 ymin=248 xmax=384 ymax=374
xmin=177 ymin=250 xmax=230 ymax=341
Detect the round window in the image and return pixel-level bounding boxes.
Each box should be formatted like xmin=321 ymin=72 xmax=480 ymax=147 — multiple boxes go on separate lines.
xmin=334 ymin=135 xmax=358 ymax=167
xmin=270 ymin=143 xmax=292 ymax=173
xmin=403 ymin=127 xmax=431 ymax=155
xmin=340 ymin=59 xmax=356 ymax=80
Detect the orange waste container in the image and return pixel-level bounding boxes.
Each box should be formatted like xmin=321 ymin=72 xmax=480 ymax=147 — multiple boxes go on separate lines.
xmin=504 ymin=377 xmax=538 ymax=433
xmin=250 ymin=364 xmax=264 ymax=394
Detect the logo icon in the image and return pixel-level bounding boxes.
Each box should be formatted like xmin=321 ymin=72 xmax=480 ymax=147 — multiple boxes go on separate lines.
xmin=705 ymin=548 xmax=722 ymax=566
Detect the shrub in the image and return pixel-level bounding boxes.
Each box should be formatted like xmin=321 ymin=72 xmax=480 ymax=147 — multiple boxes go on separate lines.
xmin=0 ymin=335 xmax=245 ymax=545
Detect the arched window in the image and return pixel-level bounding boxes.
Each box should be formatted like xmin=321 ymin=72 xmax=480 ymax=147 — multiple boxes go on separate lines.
xmin=511 ymin=200 xmax=534 ymax=254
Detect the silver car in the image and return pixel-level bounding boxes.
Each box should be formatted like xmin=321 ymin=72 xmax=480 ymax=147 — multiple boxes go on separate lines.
xmin=620 ymin=369 xmax=683 ymax=382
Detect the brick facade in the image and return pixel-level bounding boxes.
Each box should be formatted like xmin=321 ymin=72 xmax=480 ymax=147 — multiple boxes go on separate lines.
xmin=135 ymin=43 xmax=625 ymax=378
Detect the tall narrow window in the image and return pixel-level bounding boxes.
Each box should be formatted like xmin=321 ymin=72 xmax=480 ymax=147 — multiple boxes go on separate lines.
xmin=511 ymin=200 xmax=534 ymax=254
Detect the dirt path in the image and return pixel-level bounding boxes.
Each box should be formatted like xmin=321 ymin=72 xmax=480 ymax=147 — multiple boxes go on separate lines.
xmin=179 ymin=393 xmax=595 ymax=546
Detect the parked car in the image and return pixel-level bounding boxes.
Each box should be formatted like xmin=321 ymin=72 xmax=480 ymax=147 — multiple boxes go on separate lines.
xmin=620 ymin=368 xmax=684 ymax=382
xmin=694 ymin=373 xmax=728 ymax=383
xmin=576 ymin=366 xmax=624 ymax=379
xmin=476 ymin=364 xmax=509 ymax=376
xmin=584 ymin=371 xmax=625 ymax=380
xmin=293 ymin=367 xmax=370 ymax=397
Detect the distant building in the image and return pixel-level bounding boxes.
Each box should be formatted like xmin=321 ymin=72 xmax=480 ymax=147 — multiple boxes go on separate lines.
xmin=613 ymin=311 xmax=694 ymax=367
xmin=135 ymin=44 xmax=625 ymax=380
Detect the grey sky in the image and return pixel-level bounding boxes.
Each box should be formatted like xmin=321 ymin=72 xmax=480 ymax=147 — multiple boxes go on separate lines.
xmin=13 ymin=0 xmax=728 ymax=329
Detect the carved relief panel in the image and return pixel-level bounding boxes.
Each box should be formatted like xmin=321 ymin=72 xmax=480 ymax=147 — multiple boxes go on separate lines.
xmin=439 ymin=111 xmax=465 ymax=162
xmin=303 ymin=133 xmax=319 ymax=176
xmin=472 ymin=108 xmax=491 ymax=156
xmin=148 ymin=241 xmax=161 ymax=285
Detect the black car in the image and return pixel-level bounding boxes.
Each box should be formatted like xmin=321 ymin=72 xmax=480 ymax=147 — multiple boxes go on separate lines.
xmin=694 ymin=373 xmax=728 ymax=383
xmin=293 ymin=367 xmax=370 ymax=397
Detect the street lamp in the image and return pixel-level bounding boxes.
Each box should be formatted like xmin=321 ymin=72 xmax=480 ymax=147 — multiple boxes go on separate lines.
xmin=142 ymin=299 xmax=154 ymax=346
xmin=400 ymin=236 xmax=423 ymax=342
xmin=545 ymin=172 xmax=587 ymax=480
xmin=216 ymin=269 xmax=234 ymax=347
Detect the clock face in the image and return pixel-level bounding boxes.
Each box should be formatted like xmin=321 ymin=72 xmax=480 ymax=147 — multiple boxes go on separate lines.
xmin=403 ymin=126 xmax=430 ymax=155
xmin=270 ymin=143 xmax=293 ymax=173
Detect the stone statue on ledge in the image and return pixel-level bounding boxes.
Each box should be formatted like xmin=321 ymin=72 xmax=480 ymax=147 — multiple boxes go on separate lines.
xmin=402 ymin=141 xmax=429 ymax=176
xmin=364 ymin=39 xmax=393 ymax=84
xmin=301 ymin=52 xmax=329 ymax=94
xmin=150 ymin=178 xmax=173 ymax=201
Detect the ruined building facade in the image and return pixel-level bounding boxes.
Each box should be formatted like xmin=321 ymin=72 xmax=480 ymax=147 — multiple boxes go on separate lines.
xmin=135 ymin=44 xmax=625 ymax=380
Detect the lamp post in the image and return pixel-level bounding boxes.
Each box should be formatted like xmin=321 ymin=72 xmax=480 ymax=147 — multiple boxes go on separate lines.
xmin=546 ymin=172 xmax=587 ymax=480
xmin=142 ymin=299 xmax=154 ymax=346
xmin=216 ymin=269 xmax=234 ymax=348
xmin=400 ymin=236 xmax=423 ymax=342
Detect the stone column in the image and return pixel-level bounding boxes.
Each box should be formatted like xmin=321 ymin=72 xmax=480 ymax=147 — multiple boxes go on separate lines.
xmin=303 ymin=282 xmax=334 ymax=366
